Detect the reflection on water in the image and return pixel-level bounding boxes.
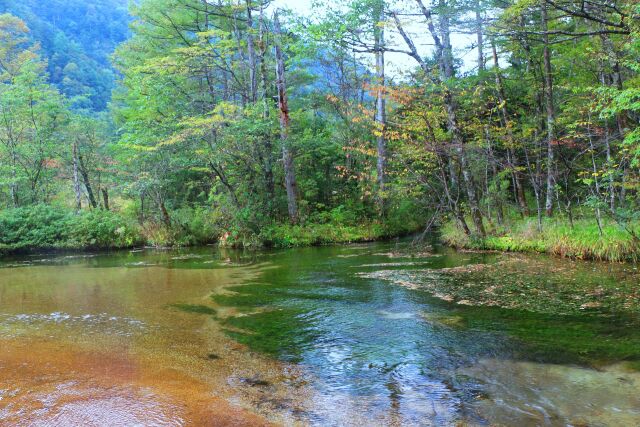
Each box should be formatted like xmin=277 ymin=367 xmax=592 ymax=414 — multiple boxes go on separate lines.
xmin=0 ymin=242 xmax=639 ymax=425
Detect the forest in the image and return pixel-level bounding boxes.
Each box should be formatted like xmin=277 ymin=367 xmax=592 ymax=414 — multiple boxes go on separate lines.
xmin=0 ymin=0 xmax=639 ymax=260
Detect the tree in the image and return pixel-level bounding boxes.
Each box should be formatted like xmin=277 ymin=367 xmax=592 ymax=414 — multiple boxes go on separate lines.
xmin=0 ymin=14 xmax=67 ymax=206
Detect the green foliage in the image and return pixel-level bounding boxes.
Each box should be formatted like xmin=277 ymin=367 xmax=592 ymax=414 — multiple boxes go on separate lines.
xmin=170 ymin=206 xmax=220 ymax=245
xmin=0 ymin=204 xmax=73 ymax=250
xmin=0 ymin=205 xmax=140 ymax=254
xmin=69 ymin=209 xmax=140 ymax=248
xmin=0 ymin=0 xmax=129 ymax=110
xmin=442 ymin=217 xmax=639 ymax=262
xmin=258 ymin=223 xmax=384 ymax=248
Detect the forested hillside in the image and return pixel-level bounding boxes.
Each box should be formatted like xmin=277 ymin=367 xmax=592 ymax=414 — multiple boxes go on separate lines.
xmin=0 ymin=0 xmax=129 ymax=110
xmin=0 ymin=0 xmax=639 ymax=260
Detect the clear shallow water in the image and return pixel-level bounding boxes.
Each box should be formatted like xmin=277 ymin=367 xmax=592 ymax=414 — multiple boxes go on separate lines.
xmin=0 ymin=241 xmax=639 ymax=425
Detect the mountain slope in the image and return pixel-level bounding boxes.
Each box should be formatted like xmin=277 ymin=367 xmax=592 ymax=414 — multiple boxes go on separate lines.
xmin=0 ymin=0 xmax=130 ymax=110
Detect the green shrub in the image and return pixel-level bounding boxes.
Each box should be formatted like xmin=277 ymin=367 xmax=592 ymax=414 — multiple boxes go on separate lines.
xmin=171 ymin=206 xmax=219 ymax=245
xmin=384 ymin=199 xmax=423 ymax=237
xmin=69 ymin=209 xmax=141 ymax=248
xmin=258 ymin=222 xmax=385 ymax=248
xmin=0 ymin=205 xmax=74 ymax=250
xmin=0 ymin=205 xmax=141 ymax=253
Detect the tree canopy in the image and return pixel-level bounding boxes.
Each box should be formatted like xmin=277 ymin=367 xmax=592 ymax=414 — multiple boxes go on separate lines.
xmin=0 ymin=0 xmax=639 ymax=257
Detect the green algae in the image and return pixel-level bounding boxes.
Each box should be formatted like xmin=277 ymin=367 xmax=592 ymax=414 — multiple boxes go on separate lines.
xmin=169 ymin=303 xmax=217 ymax=315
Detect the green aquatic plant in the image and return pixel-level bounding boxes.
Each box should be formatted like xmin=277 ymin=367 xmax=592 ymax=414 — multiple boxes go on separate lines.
xmin=454 ymin=305 xmax=640 ymax=370
xmin=169 ymin=303 xmax=217 ymax=316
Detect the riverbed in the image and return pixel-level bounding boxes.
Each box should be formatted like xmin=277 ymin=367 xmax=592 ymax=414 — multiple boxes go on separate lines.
xmin=1 ymin=241 xmax=639 ymax=425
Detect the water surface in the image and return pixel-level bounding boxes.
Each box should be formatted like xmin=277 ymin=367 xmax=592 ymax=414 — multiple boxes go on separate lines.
xmin=1 ymin=241 xmax=639 ymax=425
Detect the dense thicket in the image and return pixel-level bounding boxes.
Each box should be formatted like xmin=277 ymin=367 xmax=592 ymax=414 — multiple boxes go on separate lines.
xmin=0 ymin=0 xmax=639 ymax=256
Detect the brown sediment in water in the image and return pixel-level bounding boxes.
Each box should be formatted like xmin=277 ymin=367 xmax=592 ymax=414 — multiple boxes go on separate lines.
xmin=0 ymin=264 xmax=312 ymax=425
xmin=0 ymin=338 xmax=271 ymax=426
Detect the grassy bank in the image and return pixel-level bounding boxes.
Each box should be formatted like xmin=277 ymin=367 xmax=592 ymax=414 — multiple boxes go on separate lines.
xmin=0 ymin=205 xmax=420 ymax=256
xmin=220 ymin=222 xmax=404 ymax=248
xmin=441 ymin=218 xmax=640 ymax=262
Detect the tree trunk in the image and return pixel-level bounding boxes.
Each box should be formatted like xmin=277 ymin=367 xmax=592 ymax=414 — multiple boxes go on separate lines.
xmin=245 ymin=0 xmax=258 ymax=102
xmin=73 ymin=140 xmax=82 ymax=212
xmin=438 ymin=1 xmax=455 ymax=79
xmin=513 ymin=158 xmax=529 ymax=215
xmin=604 ymin=125 xmax=615 ymax=213
xmin=541 ymin=0 xmax=555 ymax=217
xmin=102 ymin=188 xmax=110 ymax=211
xmin=78 ymin=154 xmax=97 ymax=209
xmin=156 ymin=192 xmax=171 ymax=228
xmin=274 ymin=11 xmax=298 ymax=224
xmin=139 ymin=192 xmax=145 ymax=225
xmin=10 ymin=146 xmax=18 ymax=207
xmin=475 ymin=0 xmax=484 ymax=72
xmin=374 ymin=4 xmax=386 ymax=205
xmin=258 ymin=4 xmax=275 ymax=200
xmin=588 ymin=128 xmax=604 ymax=236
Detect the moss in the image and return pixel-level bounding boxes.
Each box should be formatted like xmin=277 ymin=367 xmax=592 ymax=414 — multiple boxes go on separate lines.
xmin=383 ymin=254 xmax=640 ymax=316
xmin=222 ymin=308 xmax=319 ymax=363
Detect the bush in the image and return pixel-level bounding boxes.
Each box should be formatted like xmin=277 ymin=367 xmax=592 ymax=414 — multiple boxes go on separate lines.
xmin=136 ymin=206 xmax=220 ymax=247
xmin=258 ymin=222 xmax=386 ymax=248
xmin=0 ymin=205 xmax=141 ymax=254
xmin=69 ymin=209 xmax=141 ymax=248
xmin=172 ymin=206 xmax=219 ymax=245
xmin=384 ymin=199 xmax=423 ymax=236
xmin=0 ymin=205 xmax=74 ymax=250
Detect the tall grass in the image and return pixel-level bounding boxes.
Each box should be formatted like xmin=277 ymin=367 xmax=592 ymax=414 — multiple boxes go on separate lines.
xmin=441 ymin=217 xmax=639 ymax=262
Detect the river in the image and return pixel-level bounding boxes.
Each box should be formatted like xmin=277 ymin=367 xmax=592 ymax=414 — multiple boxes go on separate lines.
xmin=0 ymin=240 xmax=639 ymax=426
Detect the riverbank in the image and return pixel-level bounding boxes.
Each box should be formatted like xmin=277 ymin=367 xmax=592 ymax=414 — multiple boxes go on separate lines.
xmin=441 ymin=218 xmax=640 ymax=262
xmin=221 ymin=222 xmax=411 ymax=248
xmin=0 ymin=204 xmax=420 ymax=256
xmin=0 ymin=205 xmax=142 ymax=257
